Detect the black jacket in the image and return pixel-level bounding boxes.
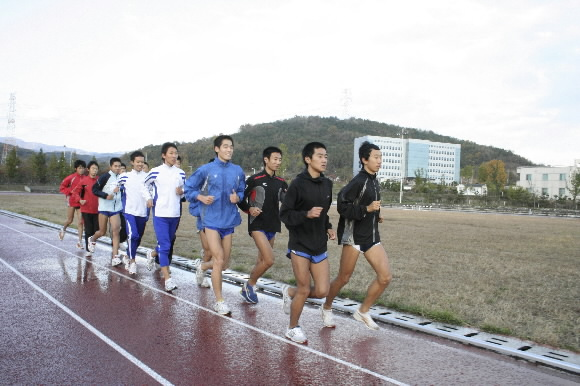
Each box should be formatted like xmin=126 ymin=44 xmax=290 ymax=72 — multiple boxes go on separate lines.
xmin=238 ymin=170 xmax=288 ymax=233
xmin=337 ymin=169 xmax=381 ymax=245
xmin=280 ymin=169 xmax=333 ymax=256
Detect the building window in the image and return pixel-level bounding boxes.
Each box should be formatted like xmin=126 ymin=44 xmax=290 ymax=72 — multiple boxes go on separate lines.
xmin=526 ymin=174 xmax=532 ymax=181
xmin=559 ymin=188 xmax=566 ymax=196
xmin=560 ymin=173 xmax=566 ymax=181
xmin=542 ymin=174 xmax=548 ymax=181
xmin=542 ymin=188 xmax=549 ymax=196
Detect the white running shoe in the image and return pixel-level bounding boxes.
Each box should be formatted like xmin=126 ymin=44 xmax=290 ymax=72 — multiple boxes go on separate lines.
xmin=165 ymin=278 xmax=177 ymax=292
xmin=128 ymin=261 xmax=137 ymax=275
xmin=111 ymin=255 xmax=122 ymax=267
xmin=87 ymin=236 xmax=96 ymax=253
xmin=320 ymin=305 xmax=336 ymax=328
xmin=214 ymin=300 xmax=231 ymax=315
xmin=281 ymin=285 xmax=292 ymax=315
xmin=123 ymin=255 xmax=130 ymax=270
xmin=58 ymin=228 xmax=65 ymax=241
xmin=285 ymin=326 xmax=307 ymax=344
xmin=201 ymin=277 xmax=211 ymax=288
xmin=76 ymin=241 xmax=84 ymax=250
xmin=146 ymin=249 xmax=155 ymax=271
xmin=353 ymin=309 xmax=379 ymax=330
xmin=193 ymin=259 xmax=206 ymax=286
xmin=85 ymin=251 xmax=92 ymax=257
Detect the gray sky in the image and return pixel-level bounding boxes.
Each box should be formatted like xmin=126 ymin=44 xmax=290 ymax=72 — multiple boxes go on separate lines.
xmin=0 ymin=0 xmax=578 ymax=166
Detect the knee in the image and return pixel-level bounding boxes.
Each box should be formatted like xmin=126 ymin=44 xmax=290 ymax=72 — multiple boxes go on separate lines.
xmin=263 ymin=258 xmax=274 ymax=270
xmin=377 ymin=272 xmax=392 ymax=287
xmin=337 ymin=272 xmax=353 ymax=287
xmin=313 ymin=284 xmax=329 ymax=299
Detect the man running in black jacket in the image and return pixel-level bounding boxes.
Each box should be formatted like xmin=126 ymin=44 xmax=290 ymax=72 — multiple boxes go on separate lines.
xmin=322 ymin=141 xmax=392 ymax=330
xmin=238 ymin=146 xmax=288 ymax=304
xmin=279 ymin=142 xmax=336 ymax=344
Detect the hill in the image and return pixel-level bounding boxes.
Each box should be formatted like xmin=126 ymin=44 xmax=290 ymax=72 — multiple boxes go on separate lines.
xmin=138 ymin=116 xmax=535 ymax=181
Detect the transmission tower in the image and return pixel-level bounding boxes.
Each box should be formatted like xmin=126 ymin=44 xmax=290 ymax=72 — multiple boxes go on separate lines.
xmin=1 ymin=93 xmax=16 ymax=164
xmin=341 ymin=88 xmax=352 ymax=119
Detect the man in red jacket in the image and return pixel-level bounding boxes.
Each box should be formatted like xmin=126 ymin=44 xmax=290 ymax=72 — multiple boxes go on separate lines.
xmin=72 ymin=161 xmax=100 ymax=256
xmin=59 ymin=160 xmax=86 ymax=248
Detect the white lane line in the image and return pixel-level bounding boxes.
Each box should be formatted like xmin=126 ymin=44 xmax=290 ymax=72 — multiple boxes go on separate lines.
xmin=0 ymin=256 xmax=173 ymax=386
xmin=0 ymin=221 xmax=408 ymax=386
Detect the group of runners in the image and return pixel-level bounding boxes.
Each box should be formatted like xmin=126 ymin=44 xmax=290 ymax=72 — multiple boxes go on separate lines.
xmin=58 ymin=136 xmax=392 ymax=344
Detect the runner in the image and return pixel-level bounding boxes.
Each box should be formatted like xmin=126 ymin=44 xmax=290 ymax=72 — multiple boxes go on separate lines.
xmin=118 ymin=151 xmax=149 ymax=275
xmin=184 ymin=135 xmax=245 ymax=315
xmin=88 ymin=157 xmax=123 ymax=266
xmin=144 ymin=143 xmax=185 ymax=292
xmin=279 ymin=142 xmax=335 ymax=344
xmin=321 ymin=141 xmax=392 ymax=330
xmin=73 ymin=160 xmax=99 ymax=257
xmin=58 ymin=159 xmax=86 ymax=248
xmin=238 ymin=146 xmax=288 ymax=303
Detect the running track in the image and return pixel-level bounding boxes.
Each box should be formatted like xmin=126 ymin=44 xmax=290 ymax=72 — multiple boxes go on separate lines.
xmin=0 ymin=213 xmax=578 ymax=385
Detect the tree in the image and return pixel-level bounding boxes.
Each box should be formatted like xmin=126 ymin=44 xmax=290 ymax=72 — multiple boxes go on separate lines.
xmin=460 ymin=165 xmax=474 ymax=184
xmin=5 ymin=147 xmax=20 ymax=181
xmin=569 ymin=169 xmax=580 ymax=203
xmin=32 ymin=149 xmax=48 ymax=183
xmin=58 ymin=152 xmax=69 ymax=180
xmin=479 ymin=160 xmax=507 ymax=193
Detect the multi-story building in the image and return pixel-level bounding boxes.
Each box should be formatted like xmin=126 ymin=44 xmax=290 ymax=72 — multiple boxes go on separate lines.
xmin=516 ymin=160 xmax=580 ymax=198
xmin=353 ymin=136 xmax=461 ymax=184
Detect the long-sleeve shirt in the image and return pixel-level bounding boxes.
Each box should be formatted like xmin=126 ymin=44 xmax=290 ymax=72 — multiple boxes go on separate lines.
xmin=72 ymin=174 xmax=99 ymax=214
xmin=280 ymin=169 xmax=333 ymax=256
xmin=184 ymin=157 xmax=245 ymax=229
xmin=336 ymin=169 xmax=381 ymax=245
xmin=144 ymin=163 xmax=186 ymax=218
xmin=92 ymin=170 xmax=123 ymax=213
xmin=59 ymin=172 xmax=84 ymax=207
xmin=119 ymin=169 xmax=148 ymax=217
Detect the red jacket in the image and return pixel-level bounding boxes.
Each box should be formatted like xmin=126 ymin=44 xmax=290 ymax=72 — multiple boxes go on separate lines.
xmin=59 ymin=172 xmax=85 ymax=207
xmin=73 ymin=174 xmax=99 ymax=214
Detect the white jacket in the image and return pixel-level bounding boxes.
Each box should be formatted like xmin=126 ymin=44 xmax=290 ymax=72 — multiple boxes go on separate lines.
xmin=144 ymin=163 xmax=186 ymax=218
xmin=119 ymin=170 xmax=148 ymax=217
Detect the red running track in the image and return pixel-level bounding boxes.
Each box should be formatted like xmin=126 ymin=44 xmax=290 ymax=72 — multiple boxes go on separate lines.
xmin=0 ymin=213 xmax=578 ymax=385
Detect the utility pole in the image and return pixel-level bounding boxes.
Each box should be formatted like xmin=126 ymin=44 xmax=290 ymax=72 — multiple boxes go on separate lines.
xmin=399 ymin=130 xmax=407 ymax=204
xmin=1 ymin=93 xmax=16 ymax=165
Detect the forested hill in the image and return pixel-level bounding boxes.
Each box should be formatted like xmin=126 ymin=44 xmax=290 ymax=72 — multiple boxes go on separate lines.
xmin=138 ymin=116 xmax=535 ymax=180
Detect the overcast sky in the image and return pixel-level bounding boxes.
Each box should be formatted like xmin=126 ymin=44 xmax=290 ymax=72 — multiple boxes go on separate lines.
xmin=0 ymin=0 xmax=578 ymax=166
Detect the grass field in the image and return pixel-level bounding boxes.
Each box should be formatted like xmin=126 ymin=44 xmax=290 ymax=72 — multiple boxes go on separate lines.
xmin=1 ymin=192 xmax=578 ymax=352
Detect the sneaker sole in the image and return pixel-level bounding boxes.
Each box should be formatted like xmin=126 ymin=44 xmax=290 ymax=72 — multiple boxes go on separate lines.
xmin=353 ymin=312 xmax=379 ymax=330
xmin=285 ymin=335 xmax=308 ymax=344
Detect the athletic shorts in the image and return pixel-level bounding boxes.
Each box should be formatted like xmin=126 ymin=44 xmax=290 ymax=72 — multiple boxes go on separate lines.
xmin=195 ymin=216 xmax=203 ymax=232
xmin=286 ymin=249 xmax=328 ymax=264
xmin=205 ymin=226 xmax=234 ymax=239
xmin=99 ymin=210 xmax=121 ymax=218
xmin=250 ymin=230 xmax=276 ymax=241
xmin=352 ymin=242 xmax=381 ymax=253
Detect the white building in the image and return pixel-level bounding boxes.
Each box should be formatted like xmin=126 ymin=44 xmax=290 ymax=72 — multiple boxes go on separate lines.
xmin=353 ymin=136 xmax=461 ymax=184
xmin=457 ymin=184 xmax=488 ymax=196
xmin=516 ymin=159 xmax=580 ymax=198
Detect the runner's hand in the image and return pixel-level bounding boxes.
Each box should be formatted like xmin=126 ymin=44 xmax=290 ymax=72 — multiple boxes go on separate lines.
xmin=307 ymin=207 xmax=323 ymax=218
xmin=327 ymin=229 xmax=336 ymax=240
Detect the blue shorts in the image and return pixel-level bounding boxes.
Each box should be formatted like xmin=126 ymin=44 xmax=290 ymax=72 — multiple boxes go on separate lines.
xmin=99 ymin=210 xmax=121 ymax=218
xmin=251 ymin=230 xmax=276 ymax=241
xmin=205 ymin=226 xmax=234 ymax=239
xmin=352 ymin=242 xmax=381 ymax=253
xmin=286 ymin=249 xmax=328 ymax=264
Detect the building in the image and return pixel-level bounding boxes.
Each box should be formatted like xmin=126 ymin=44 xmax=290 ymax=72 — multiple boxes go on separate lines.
xmin=353 ymin=136 xmax=461 ymax=184
xmin=457 ymin=184 xmax=488 ymax=196
xmin=516 ymin=160 xmax=580 ymax=198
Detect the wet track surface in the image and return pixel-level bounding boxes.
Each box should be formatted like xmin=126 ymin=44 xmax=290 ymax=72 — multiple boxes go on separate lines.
xmin=1 ymin=214 xmax=579 ymax=385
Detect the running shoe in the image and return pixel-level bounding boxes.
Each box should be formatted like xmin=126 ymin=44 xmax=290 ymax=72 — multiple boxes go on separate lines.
xmin=76 ymin=241 xmax=84 ymax=250
xmin=58 ymin=228 xmax=65 ymax=241
xmin=146 ymin=249 xmax=155 ymax=271
xmin=87 ymin=236 xmax=96 ymax=253
xmin=200 ymin=277 xmax=211 ymax=288
xmin=214 ymin=300 xmax=231 ymax=315
xmin=320 ymin=305 xmax=336 ymax=328
xmin=281 ymin=285 xmax=292 ymax=315
xmin=193 ymin=259 xmax=206 ymax=286
xmin=128 ymin=261 xmax=137 ymax=275
xmin=85 ymin=251 xmax=92 ymax=257
xmin=165 ymin=278 xmax=177 ymax=292
xmin=353 ymin=309 xmax=379 ymax=330
xmin=111 ymin=255 xmax=123 ymax=267
xmin=285 ymin=326 xmax=307 ymax=344
xmin=240 ymin=282 xmax=258 ymax=304
xmin=123 ymin=254 xmax=130 ymax=270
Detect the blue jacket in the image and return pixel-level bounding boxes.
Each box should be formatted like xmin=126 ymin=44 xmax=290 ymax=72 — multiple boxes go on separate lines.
xmin=184 ymin=157 xmax=245 ymax=229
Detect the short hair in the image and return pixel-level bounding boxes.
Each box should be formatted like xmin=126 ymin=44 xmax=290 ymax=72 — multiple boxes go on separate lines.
xmin=262 ymin=146 xmax=282 ymax=167
xmin=120 ymin=163 xmax=127 ymax=168
xmin=73 ymin=160 xmax=86 ymax=169
xmin=214 ymin=135 xmax=234 ymax=149
xmin=358 ymin=141 xmax=380 ymax=164
xmin=109 ymin=157 xmax=122 ymax=166
xmin=144 ymin=161 xmax=149 ymax=167
xmin=161 ymin=142 xmax=178 ymax=157
xmin=130 ymin=151 xmax=145 ymax=161
xmin=87 ymin=160 xmax=99 ymax=169
xmin=301 ymin=142 xmax=326 ymax=166
xmin=177 ymin=155 xmax=182 ymax=162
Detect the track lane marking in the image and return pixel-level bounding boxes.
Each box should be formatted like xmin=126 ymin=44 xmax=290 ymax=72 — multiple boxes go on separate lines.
xmin=0 ymin=221 xmax=408 ymax=386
